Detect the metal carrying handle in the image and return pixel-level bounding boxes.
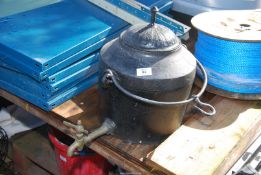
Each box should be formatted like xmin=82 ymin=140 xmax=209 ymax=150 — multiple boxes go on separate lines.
xmin=102 ymin=59 xmax=216 ymax=116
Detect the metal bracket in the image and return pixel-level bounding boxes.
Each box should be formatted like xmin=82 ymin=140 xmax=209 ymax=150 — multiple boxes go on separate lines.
xmin=87 ymin=0 xmax=190 ymax=39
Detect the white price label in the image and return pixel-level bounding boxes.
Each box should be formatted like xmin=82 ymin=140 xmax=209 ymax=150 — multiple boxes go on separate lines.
xmin=136 ymin=68 xmax=152 ymax=77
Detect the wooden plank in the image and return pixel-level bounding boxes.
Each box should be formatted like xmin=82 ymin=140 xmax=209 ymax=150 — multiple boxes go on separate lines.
xmin=12 ymin=126 xmax=59 ymax=175
xmin=52 ymin=86 xmax=103 ymax=130
xmin=149 ymin=97 xmax=261 ymax=175
xmin=213 ymin=125 xmax=261 ymax=175
xmin=13 ymin=146 xmax=52 ymax=175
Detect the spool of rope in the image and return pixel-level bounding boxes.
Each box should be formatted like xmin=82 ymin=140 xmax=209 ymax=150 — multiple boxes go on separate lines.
xmin=192 ymin=10 xmax=261 ymax=99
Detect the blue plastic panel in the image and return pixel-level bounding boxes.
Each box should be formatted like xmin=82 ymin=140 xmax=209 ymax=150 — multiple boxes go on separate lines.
xmin=0 ymin=26 xmax=126 ymax=81
xmin=0 ymin=74 xmax=98 ymax=111
xmin=0 ymin=0 xmax=128 ymax=72
xmin=0 ymin=54 xmax=98 ymax=99
xmin=46 ymin=54 xmax=98 ymax=84
xmin=105 ymin=0 xmax=185 ymax=35
xmin=137 ymin=0 xmax=172 ymax=11
xmin=0 ymin=66 xmax=50 ymax=99
xmin=46 ymin=62 xmax=98 ymax=93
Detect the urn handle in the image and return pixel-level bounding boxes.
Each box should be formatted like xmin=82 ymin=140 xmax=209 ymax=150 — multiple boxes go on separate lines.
xmin=102 ymin=59 xmax=216 ymax=116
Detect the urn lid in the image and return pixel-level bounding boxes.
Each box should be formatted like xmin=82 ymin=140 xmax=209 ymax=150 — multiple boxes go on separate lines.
xmin=120 ymin=7 xmax=181 ymax=52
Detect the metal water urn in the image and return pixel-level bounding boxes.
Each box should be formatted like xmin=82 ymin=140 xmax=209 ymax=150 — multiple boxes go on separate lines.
xmin=99 ymin=7 xmax=215 ymax=143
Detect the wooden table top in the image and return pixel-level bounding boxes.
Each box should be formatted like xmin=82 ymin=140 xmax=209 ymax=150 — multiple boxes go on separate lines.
xmin=1 ymin=85 xmax=260 ymax=175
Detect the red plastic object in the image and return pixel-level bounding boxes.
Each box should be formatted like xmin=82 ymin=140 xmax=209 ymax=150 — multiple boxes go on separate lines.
xmin=48 ymin=131 xmax=111 ymax=175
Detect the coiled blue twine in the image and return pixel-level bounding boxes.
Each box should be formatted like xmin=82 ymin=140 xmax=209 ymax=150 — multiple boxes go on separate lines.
xmin=195 ymin=31 xmax=261 ymax=94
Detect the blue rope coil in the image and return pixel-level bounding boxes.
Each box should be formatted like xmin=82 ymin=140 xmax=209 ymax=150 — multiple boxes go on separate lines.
xmin=195 ymin=31 xmax=261 ymax=94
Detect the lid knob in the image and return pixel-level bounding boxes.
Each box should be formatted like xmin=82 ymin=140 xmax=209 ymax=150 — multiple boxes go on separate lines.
xmin=119 ymin=6 xmax=181 ymax=52
xmin=151 ymin=6 xmax=159 ymax=26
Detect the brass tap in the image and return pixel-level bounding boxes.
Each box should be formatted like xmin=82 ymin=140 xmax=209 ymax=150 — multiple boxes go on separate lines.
xmin=63 ymin=118 xmax=116 ymax=157
xmin=63 ymin=120 xmax=87 ymax=156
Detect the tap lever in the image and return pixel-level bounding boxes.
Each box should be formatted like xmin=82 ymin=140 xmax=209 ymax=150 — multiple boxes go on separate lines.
xmin=63 ymin=120 xmax=88 ymax=137
xmin=63 ymin=120 xmax=77 ymax=129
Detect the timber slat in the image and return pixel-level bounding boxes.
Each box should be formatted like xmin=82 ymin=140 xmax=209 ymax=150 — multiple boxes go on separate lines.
xmin=149 ymin=97 xmax=261 ymax=175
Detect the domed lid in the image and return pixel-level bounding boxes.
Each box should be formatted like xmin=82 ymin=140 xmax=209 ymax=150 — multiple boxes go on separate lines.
xmin=120 ymin=7 xmax=181 ymax=52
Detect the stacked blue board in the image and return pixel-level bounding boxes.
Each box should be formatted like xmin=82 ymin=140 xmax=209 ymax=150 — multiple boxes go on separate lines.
xmin=0 ymin=0 xmax=128 ymax=110
xmin=0 ymin=66 xmax=98 ymax=111
xmin=0 ymin=0 xmax=171 ymax=111
xmin=0 ymin=54 xmax=99 ymax=99
xmin=0 ymin=0 xmax=128 ymax=81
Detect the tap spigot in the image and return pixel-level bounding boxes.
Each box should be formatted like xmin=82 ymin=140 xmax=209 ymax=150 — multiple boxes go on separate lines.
xmin=63 ymin=120 xmax=88 ymax=156
xmin=63 ymin=119 xmax=116 ymax=157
